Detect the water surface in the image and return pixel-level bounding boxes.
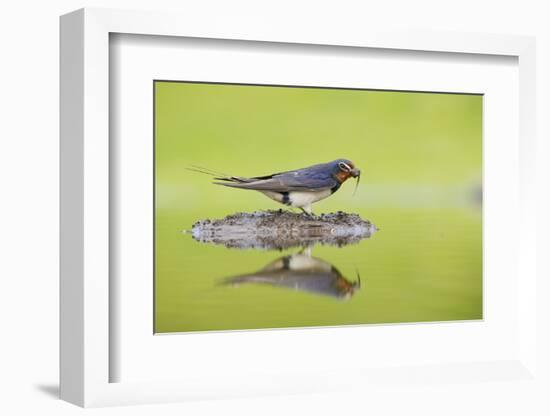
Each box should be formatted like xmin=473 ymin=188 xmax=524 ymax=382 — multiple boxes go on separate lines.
xmin=155 ymin=205 xmax=482 ymax=333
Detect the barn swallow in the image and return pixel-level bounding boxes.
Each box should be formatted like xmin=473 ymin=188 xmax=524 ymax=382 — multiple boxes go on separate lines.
xmin=189 ymin=159 xmax=361 ymax=215
xmin=220 ymin=248 xmax=361 ymax=300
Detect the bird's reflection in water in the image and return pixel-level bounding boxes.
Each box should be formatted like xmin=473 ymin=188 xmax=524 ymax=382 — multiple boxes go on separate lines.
xmin=221 ymin=247 xmax=360 ymax=300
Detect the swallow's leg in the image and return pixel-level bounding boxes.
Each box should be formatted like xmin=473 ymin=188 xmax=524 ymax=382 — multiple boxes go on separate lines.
xmin=299 ymin=207 xmax=314 ymax=217
xmin=301 ymin=203 xmax=315 ymax=217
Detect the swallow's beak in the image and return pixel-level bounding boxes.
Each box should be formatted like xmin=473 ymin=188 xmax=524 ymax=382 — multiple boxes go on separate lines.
xmin=351 ymin=168 xmax=361 ymax=196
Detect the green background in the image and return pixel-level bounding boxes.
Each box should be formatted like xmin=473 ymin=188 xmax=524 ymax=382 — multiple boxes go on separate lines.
xmin=154 ymin=81 xmax=483 ymax=333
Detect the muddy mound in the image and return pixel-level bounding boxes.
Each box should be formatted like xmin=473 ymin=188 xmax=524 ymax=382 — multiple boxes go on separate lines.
xmin=189 ymin=210 xmax=377 ymax=250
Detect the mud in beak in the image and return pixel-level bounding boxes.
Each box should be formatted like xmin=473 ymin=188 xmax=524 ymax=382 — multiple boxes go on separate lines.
xmin=351 ymin=168 xmax=361 ymax=196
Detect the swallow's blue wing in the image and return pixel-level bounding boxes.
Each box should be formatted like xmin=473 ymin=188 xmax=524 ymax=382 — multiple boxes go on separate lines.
xmin=214 ymin=169 xmax=338 ymax=192
xmin=212 ymin=161 xmax=339 ymax=192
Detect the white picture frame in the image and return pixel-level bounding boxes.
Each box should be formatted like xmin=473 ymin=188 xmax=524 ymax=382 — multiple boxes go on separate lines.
xmin=60 ymin=7 xmax=538 ymax=407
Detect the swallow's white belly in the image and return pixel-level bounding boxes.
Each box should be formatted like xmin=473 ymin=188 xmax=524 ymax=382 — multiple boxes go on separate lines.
xmin=287 ymin=190 xmax=332 ymax=207
xmin=261 ymin=189 xmax=332 ymax=211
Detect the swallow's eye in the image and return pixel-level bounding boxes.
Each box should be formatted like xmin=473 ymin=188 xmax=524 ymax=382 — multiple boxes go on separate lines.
xmin=338 ymin=162 xmax=352 ymax=172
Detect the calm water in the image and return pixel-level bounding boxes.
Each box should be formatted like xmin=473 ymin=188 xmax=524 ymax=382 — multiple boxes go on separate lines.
xmin=155 ymin=204 xmax=482 ymax=333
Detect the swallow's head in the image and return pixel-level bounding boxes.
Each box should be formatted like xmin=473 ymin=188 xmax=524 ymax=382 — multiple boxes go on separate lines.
xmin=331 ymin=159 xmax=361 ymax=183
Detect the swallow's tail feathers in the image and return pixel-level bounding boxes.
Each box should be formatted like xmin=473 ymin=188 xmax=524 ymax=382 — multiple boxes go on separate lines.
xmin=212 ymin=178 xmax=288 ymax=191
xmin=187 ymin=165 xmax=254 ymax=184
xmin=212 ymin=180 xmax=261 ymax=189
xmin=186 ymin=165 xmax=229 ymax=177
xmin=212 ymin=176 xmax=254 ymax=184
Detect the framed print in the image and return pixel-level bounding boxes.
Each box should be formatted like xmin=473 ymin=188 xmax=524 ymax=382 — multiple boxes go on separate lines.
xmin=60 ymin=8 xmax=538 ymax=407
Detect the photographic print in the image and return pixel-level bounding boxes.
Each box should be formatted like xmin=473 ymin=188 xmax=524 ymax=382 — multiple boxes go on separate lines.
xmin=154 ymin=81 xmax=482 ymax=333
